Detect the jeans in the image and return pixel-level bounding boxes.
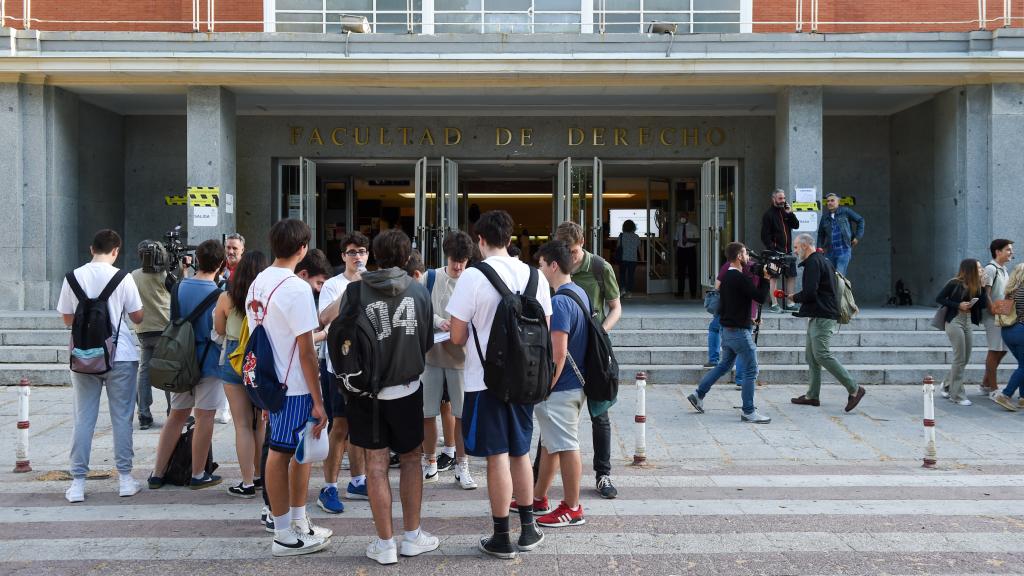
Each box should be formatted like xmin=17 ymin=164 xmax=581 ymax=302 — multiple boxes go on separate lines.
xmin=1000 ymin=323 xmax=1024 ymax=398
xmin=591 ymin=409 xmax=611 ymax=478
xmin=70 ymin=361 xmax=139 ymax=478
xmin=708 ymin=315 xmax=721 ymax=364
xmin=826 ymin=251 xmax=852 ymax=276
xmin=697 ymin=327 xmax=758 ymax=414
xmin=136 ymin=333 xmax=169 ymax=422
xmin=944 ymin=313 xmax=974 ymax=402
xmin=805 ymin=318 xmax=858 ymax=398
xmin=618 ymin=261 xmax=638 ymax=294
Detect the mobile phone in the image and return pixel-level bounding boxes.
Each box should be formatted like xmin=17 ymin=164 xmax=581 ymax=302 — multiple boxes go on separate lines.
xmin=969 ymin=297 xmax=980 ymax=306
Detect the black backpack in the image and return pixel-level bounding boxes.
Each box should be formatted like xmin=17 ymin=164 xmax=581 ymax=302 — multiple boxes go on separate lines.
xmin=556 ymin=287 xmax=620 ymax=403
xmin=471 ymin=263 xmax=553 ymax=405
xmin=163 ymin=419 xmax=217 ymax=486
xmin=327 ymin=281 xmax=383 ymax=398
xmin=65 ymin=269 xmax=128 ymax=374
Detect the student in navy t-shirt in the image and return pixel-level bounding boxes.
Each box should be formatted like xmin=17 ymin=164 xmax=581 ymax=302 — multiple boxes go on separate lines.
xmin=532 ymin=240 xmax=589 ymax=528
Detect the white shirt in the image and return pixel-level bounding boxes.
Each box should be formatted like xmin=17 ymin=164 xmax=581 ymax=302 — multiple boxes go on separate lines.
xmin=246 ymin=266 xmax=319 ymax=396
xmin=675 ymin=221 xmax=700 ymax=248
xmin=446 ymin=256 xmax=553 ymax=393
xmin=57 ymin=262 xmax=144 ymax=363
xmin=317 ymin=272 xmax=355 ymax=373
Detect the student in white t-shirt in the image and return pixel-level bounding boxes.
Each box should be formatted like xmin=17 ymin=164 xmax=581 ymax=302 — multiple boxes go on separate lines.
xmin=56 ymin=229 xmax=145 ymax=504
xmin=245 ymin=219 xmax=331 ymax=558
xmin=447 ymin=210 xmax=552 ymax=559
xmin=315 ymin=232 xmax=370 ymax=509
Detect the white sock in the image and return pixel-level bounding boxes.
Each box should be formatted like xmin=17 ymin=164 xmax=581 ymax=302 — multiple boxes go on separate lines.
xmin=324 ymin=482 xmax=338 ymax=490
xmin=274 ymin=515 xmax=293 ymax=541
xmin=290 ymin=506 xmax=306 ymax=524
xmin=404 ymin=528 xmax=421 ymax=542
xmin=241 ymin=482 xmax=254 ymax=489
xmin=424 ymin=453 xmax=436 ymax=464
xmin=378 ymin=537 xmax=396 ymax=548
xmin=192 ymin=473 xmax=205 ymax=481
xmin=457 ymin=456 xmax=469 ymax=465
xmin=353 ymin=475 xmax=366 ymax=486
xmin=441 ymin=446 xmax=455 ymax=458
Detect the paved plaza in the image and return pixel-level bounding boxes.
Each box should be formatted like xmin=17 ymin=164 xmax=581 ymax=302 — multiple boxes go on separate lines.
xmin=2 ymin=383 xmax=1023 ymax=575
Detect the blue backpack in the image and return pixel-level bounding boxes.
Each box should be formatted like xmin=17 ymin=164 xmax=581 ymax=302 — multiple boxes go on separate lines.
xmin=241 ymin=276 xmax=297 ymax=413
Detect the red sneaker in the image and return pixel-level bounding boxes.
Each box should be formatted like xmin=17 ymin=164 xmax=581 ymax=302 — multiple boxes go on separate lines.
xmin=509 ymin=496 xmax=551 ymax=515
xmin=537 ymin=501 xmax=586 ymax=527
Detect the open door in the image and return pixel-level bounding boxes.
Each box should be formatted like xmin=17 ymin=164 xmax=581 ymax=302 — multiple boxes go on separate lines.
xmin=413 ymin=156 xmax=429 ymax=254
xmin=700 ymin=157 xmax=721 ymax=289
xmin=590 ymin=157 xmax=603 ymax=255
xmin=554 ymin=157 xmax=572 ymax=228
xmin=436 ymin=157 xmax=460 ymax=268
xmin=298 ymin=157 xmax=318 ymax=249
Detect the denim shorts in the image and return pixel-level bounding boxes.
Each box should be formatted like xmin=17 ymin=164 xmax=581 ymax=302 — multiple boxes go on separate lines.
xmin=217 ymin=339 xmax=243 ymax=385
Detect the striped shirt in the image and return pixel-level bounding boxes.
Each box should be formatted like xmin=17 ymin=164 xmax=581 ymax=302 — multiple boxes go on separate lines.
xmin=1015 ymin=287 xmax=1024 ymax=325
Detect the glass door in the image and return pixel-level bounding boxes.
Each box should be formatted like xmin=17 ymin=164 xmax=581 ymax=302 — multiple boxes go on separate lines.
xmin=414 ymin=156 xmax=431 ymax=255
xmin=646 ymin=178 xmax=672 ymax=294
xmin=589 ymin=157 xmax=603 ymax=256
xmin=554 ymin=157 xmax=572 ymax=228
xmin=298 ymin=157 xmax=318 ymax=249
xmin=437 ymin=157 xmax=460 ymax=268
xmin=700 ymin=157 xmax=721 ymax=289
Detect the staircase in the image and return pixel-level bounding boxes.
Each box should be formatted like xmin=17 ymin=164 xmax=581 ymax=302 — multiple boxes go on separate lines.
xmin=0 ymin=307 xmax=1015 ymax=386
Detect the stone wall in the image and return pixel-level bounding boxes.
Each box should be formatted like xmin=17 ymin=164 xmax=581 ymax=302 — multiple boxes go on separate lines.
xmin=78 ymin=102 xmax=125 ymax=267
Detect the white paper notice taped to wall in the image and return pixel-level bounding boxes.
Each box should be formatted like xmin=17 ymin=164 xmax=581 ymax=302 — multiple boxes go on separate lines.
xmin=193 ymin=206 xmax=218 ymax=227
xmin=794 ymin=187 xmax=817 ymax=204
xmin=795 ymin=211 xmax=818 ymax=232
xmin=225 ymin=193 xmax=234 ymax=215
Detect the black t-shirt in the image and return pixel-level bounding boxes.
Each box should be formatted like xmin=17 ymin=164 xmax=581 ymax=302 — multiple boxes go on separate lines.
xmin=719 ymin=268 xmax=770 ymax=329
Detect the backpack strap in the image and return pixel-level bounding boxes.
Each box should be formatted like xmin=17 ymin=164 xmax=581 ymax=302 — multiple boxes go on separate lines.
xmin=473 ymin=262 xmax=514 ymax=299
xmin=524 ymin=266 xmax=539 ymax=299
xmin=64 ymin=272 xmax=87 ymax=302
xmin=185 ymin=287 xmax=223 ymax=325
xmin=98 ymin=270 xmax=129 ymax=302
xmin=427 ymin=268 xmax=436 ymax=294
xmin=557 ymin=286 xmax=593 ymax=318
xmin=590 ymin=254 xmax=607 ymax=310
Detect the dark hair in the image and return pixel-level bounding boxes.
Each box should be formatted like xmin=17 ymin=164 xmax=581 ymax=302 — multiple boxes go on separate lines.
xmin=269 ymin=218 xmax=311 ymax=259
xmin=475 ymin=210 xmax=514 ymax=248
xmin=537 ymin=240 xmax=571 ymax=273
xmin=725 ymin=241 xmax=746 ymax=262
xmin=373 ymin=228 xmax=412 ymax=270
xmin=954 ymin=258 xmax=983 ymax=298
xmin=296 ymin=248 xmax=331 ymax=278
xmin=228 ymin=251 xmax=268 ymax=311
xmin=443 ymin=230 xmax=474 ymax=262
xmin=91 ymin=229 xmax=122 ymax=255
xmin=507 ymin=244 xmax=522 ymax=259
xmin=195 ymin=239 xmax=225 ymax=273
xmin=622 ymin=219 xmax=637 ymax=233
xmin=405 ymin=250 xmax=425 ymax=276
xmin=990 ymin=238 xmax=1014 ymax=259
xmin=340 ymin=232 xmax=370 ymax=253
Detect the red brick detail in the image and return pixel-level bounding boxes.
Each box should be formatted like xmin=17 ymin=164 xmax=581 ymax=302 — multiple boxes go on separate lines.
xmin=755 ymin=0 xmax=1021 ymax=34
xmin=3 ymin=0 xmax=263 ymax=32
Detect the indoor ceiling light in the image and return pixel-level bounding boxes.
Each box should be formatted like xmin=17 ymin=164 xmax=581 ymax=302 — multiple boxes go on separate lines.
xmin=398 ymin=192 xmax=635 ymax=199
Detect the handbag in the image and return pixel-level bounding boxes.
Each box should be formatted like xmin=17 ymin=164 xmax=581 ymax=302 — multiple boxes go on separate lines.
xmin=995 ymin=289 xmax=1018 ymax=327
xmin=929 ymin=306 xmax=948 ymax=331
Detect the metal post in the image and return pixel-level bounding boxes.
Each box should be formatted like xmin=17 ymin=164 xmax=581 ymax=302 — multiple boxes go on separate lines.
xmin=14 ymin=377 xmax=31 ymax=473
xmin=22 ymin=0 xmax=29 ymax=30
xmin=922 ymin=375 xmax=937 ymax=469
xmin=794 ymin=0 xmax=802 ymax=33
xmin=979 ymin=0 xmax=987 ymax=30
xmin=632 ymin=371 xmax=647 ymax=466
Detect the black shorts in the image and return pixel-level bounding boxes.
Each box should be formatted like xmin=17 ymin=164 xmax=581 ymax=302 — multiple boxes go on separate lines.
xmin=319 ymin=360 xmax=347 ymax=419
xmin=348 ymin=386 xmax=424 ymax=454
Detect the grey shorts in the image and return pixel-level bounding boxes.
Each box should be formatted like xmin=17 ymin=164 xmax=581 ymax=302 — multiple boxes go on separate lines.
xmin=421 ymin=365 xmax=464 ymax=419
xmin=170 ymin=376 xmax=226 ymax=411
xmin=983 ymin=314 xmax=1006 ymax=352
xmin=535 ymin=388 xmax=586 ymax=454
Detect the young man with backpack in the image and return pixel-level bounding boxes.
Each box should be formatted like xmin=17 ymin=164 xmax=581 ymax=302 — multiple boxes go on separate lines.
xmin=57 ymin=229 xmax=145 ymax=503
xmin=327 ymin=229 xmax=438 ymax=565
xmin=448 ymin=210 xmax=552 ymax=559
xmin=148 ymin=239 xmax=227 ymax=490
xmin=246 ymin=219 xmax=331 ymax=557
xmin=532 ymin=240 xmax=590 ymax=528
xmin=554 ymin=221 xmax=621 ymax=500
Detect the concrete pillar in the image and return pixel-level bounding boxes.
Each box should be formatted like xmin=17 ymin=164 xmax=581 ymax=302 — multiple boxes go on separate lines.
xmin=988 ymin=84 xmax=1024 ymax=240
xmin=186 ymin=86 xmax=236 ymax=245
xmin=0 ymin=83 xmax=26 ymax=309
xmin=775 ymin=87 xmax=824 ymax=200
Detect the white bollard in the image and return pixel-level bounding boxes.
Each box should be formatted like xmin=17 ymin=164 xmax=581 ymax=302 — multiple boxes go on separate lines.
xmin=922 ymin=375 xmax=937 ymax=469
xmin=632 ymin=371 xmax=647 ymax=466
xmin=14 ymin=377 xmax=31 ymax=473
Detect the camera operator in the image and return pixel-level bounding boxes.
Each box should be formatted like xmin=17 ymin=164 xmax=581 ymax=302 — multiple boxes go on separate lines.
xmin=131 ymin=240 xmax=175 ymax=429
xmin=760 ymin=189 xmax=800 ymax=313
xmin=788 ymin=234 xmax=866 ymax=412
xmin=687 ymin=242 xmax=773 ymax=424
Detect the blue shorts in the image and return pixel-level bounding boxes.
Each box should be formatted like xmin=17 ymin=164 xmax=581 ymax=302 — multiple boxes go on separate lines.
xmin=268 ymin=394 xmax=313 ymax=454
xmin=217 ymin=339 xmax=243 ymax=385
xmin=319 ymin=360 xmax=346 ymax=419
xmin=462 ymin=390 xmax=534 ymax=458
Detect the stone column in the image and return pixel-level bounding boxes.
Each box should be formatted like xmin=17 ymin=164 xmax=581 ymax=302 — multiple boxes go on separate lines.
xmin=775 ymin=87 xmax=824 ymax=201
xmin=988 ymin=84 xmax=1024 ymax=241
xmin=186 ymin=86 xmax=236 ymax=245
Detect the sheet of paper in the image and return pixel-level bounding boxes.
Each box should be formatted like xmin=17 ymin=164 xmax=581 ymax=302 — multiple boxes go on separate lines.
xmin=794 ymin=187 xmax=817 ymax=204
xmin=192 ymin=206 xmax=218 ymax=227
xmin=433 ymin=331 xmax=451 ymax=344
xmin=795 ymin=211 xmax=818 ymax=232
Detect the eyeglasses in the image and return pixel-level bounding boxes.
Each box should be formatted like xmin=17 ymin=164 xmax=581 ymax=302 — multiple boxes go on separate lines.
xmin=344 ymin=250 xmax=369 ymax=257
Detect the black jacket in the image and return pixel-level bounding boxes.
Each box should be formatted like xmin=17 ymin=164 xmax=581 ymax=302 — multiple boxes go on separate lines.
xmin=719 ymin=268 xmax=770 ymax=329
xmin=760 ymin=205 xmax=800 ymax=253
xmin=793 ymin=251 xmax=838 ymax=320
xmin=935 ymin=279 xmax=989 ymax=326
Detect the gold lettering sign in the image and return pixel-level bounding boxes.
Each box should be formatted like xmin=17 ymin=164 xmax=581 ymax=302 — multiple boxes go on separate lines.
xmin=420 ymin=128 xmax=435 ymax=146
xmin=495 ymin=128 xmax=512 ymax=147
xmin=379 ymin=127 xmax=392 ymax=146
xmin=445 ymin=127 xmax=462 ymax=146
xmin=353 ymin=127 xmax=369 ymax=146
xmin=520 ymin=128 xmax=533 ymax=147
xmin=308 ymin=128 xmax=324 ymax=146
xmin=568 ymin=128 xmax=584 ymax=146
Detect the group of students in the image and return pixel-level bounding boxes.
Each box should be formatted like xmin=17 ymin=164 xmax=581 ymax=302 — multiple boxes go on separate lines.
xmin=56 ymin=211 xmax=624 ymax=564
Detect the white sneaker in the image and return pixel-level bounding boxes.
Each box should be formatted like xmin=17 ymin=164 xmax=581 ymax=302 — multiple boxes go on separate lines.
xmin=272 ymin=528 xmax=327 ymax=557
xmin=956 ymin=398 xmax=973 ymax=406
xmin=400 ymin=529 xmax=439 ymax=557
xmin=293 ymin=517 xmax=333 ymax=540
xmin=454 ymin=461 xmax=478 ymax=490
xmin=366 ymin=538 xmax=399 ymax=565
xmin=118 ymin=474 xmax=142 ymax=497
xmin=65 ymin=478 xmax=86 ymax=503
xmin=215 ymin=409 xmax=232 ymax=424
xmin=422 ymin=459 xmax=439 ymax=484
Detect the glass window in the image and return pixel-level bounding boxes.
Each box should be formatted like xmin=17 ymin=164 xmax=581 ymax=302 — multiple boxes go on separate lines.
xmin=536 ymin=13 xmax=581 ymax=33
xmin=646 ymin=0 xmax=689 ymax=10
xmin=326 ymin=0 xmax=372 ymax=9
xmin=279 ymin=0 xmax=323 ymax=10
xmin=693 ymin=0 xmax=739 ymax=10
xmin=484 ymin=0 xmax=531 ymax=9
xmin=693 ymin=11 xmax=738 ymax=33
xmin=603 ymin=0 xmax=640 ymax=9
xmin=437 ymin=0 xmax=481 ymax=9
xmin=536 ymin=0 xmax=580 ymax=10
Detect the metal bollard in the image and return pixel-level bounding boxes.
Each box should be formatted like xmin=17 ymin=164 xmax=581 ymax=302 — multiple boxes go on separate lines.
xmin=14 ymin=377 xmax=32 ymax=473
xmin=632 ymin=371 xmax=647 ymax=466
xmin=922 ymin=375 xmax=937 ymax=469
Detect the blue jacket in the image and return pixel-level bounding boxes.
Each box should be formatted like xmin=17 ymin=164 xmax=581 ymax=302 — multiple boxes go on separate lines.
xmin=816 ymin=207 xmax=864 ymax=252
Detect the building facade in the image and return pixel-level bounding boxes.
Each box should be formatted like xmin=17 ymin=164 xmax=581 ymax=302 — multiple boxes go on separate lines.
xmin=2 ymin=1 xmax=1024 ymax=310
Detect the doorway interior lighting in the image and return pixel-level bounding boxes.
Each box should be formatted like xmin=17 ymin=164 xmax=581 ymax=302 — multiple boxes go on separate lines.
xmin=399 ymin=192 xmax=635 ymax=199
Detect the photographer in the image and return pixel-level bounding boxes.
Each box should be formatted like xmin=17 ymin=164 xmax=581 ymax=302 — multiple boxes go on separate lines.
xmin=687 ymin=242 xmax=772 ymax=424
xmin=788 ymin=234 xmax=865 ymax=412
xmin=760 ymin=189 xmax=800 ymax=313
xmin=131 ymin=240 xmax=175 ymax=429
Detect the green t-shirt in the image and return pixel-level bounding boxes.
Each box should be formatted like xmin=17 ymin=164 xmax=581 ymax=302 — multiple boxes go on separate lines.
xmin=570 ymin=250 xmax=620 ymax=323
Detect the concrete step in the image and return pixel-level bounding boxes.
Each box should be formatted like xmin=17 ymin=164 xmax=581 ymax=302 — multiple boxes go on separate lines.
xmin=0 ymin=364 xmax=72 ymax=386
xmin=0 ymin=314 xmax=67 ymax=330
xmin=618 ymin=364 xmax=1015 ymax=386
xmin=610 ymin=330 xmax=990 ymax=348
xmin=0 ymin=329 xmax=69 ymax=346
xmin=616 ymin=315 xmax=931 ymax=332
xmin=616 ymin=346 xmax=989 ymax=366
xmin=0 ymin=346 xmax=69 ymax=363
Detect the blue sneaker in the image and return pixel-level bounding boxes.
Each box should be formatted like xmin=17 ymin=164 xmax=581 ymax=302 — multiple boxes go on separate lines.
xmin=346 ymin=481 xmax=368 ymax=500
xmin=317 ymin=486 xmax=344 ymax=514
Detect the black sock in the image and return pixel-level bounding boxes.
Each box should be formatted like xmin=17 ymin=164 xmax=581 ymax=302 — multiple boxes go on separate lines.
xmin=517 ymin=505 xmax=534 ymax=526
xmin=492 ymin=515 xmax=510 ymax=535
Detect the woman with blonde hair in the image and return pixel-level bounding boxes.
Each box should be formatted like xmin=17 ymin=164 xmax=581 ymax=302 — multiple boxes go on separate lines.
xmin=992 ymin=263 xmax=1024 ymax=411
xmin=935 ymin=258 xmax=988 ymax=405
